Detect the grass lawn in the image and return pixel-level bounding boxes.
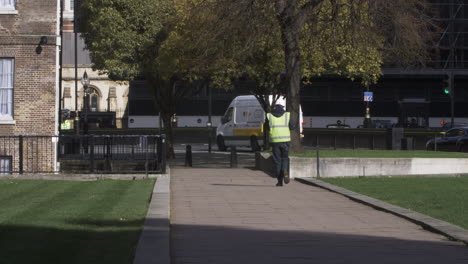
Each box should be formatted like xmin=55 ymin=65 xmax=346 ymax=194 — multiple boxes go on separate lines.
xmin=293 ymin=149 xmax=468 ymax=158
xmin=0 ymin=179 xmax=155 ymax=264
xmin=322 ymin=177 xmax=468 ymax=230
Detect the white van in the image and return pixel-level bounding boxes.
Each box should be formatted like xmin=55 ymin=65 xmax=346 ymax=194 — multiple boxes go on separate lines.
xmin=216 ymin=95 xmax=303 ymax=151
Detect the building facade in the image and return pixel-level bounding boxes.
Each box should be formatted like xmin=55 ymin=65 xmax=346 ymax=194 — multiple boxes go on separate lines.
xmin=0 ymin=0 xmax=60 ymax=135
xmin=0 ymin=0 xmax=60 ymax=172
xmin=60 ymin=0 xmax=129 ymax=130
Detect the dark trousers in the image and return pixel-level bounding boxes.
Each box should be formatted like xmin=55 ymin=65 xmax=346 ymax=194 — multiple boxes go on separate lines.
xmin=271 ymin=142 xmax=290 ymax=183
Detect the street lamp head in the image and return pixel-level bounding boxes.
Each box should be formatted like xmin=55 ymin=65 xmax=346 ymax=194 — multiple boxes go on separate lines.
xmin=81 ymin=71 xmax=90 ymax=87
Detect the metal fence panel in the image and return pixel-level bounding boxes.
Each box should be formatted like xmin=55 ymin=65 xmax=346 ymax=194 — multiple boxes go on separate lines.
xmin=58 ymin=135 xmax=167 ymax=174
xmin=0 ymin=134 xmax=167 ymax=175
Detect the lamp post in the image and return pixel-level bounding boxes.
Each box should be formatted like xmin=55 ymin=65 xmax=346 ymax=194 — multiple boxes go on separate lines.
xmin=81 ymin=71 xmax=91 ymax=134
xmin=207 ymin=84 xmax=212 ymax=153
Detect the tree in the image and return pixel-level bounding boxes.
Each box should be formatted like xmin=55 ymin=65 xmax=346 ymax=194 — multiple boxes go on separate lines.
xmin=183 ymin=0 xmax=434 ymax=152
xmin=80 ymin=0 xmax=201 ymax=157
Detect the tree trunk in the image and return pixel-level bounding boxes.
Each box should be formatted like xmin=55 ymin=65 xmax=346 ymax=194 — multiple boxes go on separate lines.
xmin=149 ymin=76 xmax=176 ymax=159
xmin=276 ymin=2 xmax=304 ymax=153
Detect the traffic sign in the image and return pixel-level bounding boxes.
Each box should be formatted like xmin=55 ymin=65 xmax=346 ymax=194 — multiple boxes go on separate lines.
xmin=364 ymin=92 xmax=373 ymax=102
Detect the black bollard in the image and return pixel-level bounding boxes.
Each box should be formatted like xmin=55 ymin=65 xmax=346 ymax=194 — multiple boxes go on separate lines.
xmin=185 ymin=145 xmax=193 ymax=167
xmin=230 ymin=146 xmax=238 ymax=168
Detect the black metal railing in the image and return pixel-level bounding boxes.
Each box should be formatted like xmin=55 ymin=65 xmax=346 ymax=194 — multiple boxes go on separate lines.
xmin=0 ymin=136 xmax=57 ymax=174
xmin=302 ymin=128 xmax=441 ymax=150
xmin=0 ymin=134 xmax=167 ymax=175
xmin=58 ymin=135 xmax=167 ymax=174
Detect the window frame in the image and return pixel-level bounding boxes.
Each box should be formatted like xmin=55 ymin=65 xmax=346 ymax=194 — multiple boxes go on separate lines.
xmin=0 ymin=0 xmax=17 ymax=14
xmin=0 ymin=58 xmax=15 ymax=122
xmin=0 ymin=156 xmax=12 ymax=175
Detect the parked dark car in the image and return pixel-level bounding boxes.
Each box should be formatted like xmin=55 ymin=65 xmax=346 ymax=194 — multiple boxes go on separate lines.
xmin=426 ymin=127 xmax=468 ymax=152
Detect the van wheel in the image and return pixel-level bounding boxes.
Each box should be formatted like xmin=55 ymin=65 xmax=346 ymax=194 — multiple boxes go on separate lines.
xmin=217 ymin=135 xmax=227 ymax=151
xmin=250 ymin=135 xmax=261 ymax=152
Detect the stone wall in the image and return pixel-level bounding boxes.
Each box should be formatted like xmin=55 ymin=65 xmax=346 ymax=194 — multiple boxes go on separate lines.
xmin=256 ymin=153 xmax=468 ymax=178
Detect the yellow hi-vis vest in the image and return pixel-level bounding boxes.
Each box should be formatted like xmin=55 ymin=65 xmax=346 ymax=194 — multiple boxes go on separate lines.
xmin=267 ymin=112 xmax=291 ymax=143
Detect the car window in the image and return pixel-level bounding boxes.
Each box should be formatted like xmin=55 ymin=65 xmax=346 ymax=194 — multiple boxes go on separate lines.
xmin=446 ymin=129 xmax=461 ymax=137
xmin=445 ymin=129 xmax=455 ymax=137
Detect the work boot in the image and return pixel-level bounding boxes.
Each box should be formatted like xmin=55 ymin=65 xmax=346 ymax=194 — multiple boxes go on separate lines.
xmin=276 ymin=182 xmax=283 ymax=187
xmin=284 ymin=172 xmax=290 ymax=184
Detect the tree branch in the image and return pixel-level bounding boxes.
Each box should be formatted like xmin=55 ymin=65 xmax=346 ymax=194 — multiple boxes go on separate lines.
xmin=298 ymin=0 xmax=323 ymax=27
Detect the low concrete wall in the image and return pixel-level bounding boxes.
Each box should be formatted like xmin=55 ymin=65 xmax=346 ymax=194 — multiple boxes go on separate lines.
xmin=256 ymin=153 xmax=468 ymax=178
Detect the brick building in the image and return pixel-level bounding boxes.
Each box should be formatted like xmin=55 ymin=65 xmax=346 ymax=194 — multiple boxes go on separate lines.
xmin=0 ymin=0 xmax=60 ymax=172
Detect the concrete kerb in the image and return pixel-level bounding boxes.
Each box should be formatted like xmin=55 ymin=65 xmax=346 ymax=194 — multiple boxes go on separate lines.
xmin=133 ymin=165 xmax=171 ymax=264
xmin=295 ymin=177 xmax=468 ymax=246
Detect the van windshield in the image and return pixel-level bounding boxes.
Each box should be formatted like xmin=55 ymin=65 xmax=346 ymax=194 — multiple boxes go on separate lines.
xmin=223 ymin=107 xmax=234 ymax=124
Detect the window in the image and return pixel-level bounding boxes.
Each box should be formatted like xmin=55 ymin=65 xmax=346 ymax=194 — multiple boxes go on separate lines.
xmin=91 ymin=94 xmax=98 ymax=111
xmin=0 ymin=156 xmax=11 ymax=175
xmin=83 ymin=88 xmax=99 ymax=112
xmin=446 ymin=129 xmax=461 ymax=137
xmin=70 ymin=0 xmax=74 ymax=10
xmin=0 ymin=0 xmax=15 ymax=9
xmin=0 ymin=59 xmax=13 ymax=120
xmin=222 ymin=107 xmax=233 ymax=124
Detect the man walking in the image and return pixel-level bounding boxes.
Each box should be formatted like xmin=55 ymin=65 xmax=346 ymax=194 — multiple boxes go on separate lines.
xmin=267 ymin=104 xmax=296 ymax=186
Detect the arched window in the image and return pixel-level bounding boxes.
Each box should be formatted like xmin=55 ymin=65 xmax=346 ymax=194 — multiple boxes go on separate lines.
xmin=91 ymin=93 xmax=98 ymax=111
xmin=82 ymin=87 xmax=100 ymax=112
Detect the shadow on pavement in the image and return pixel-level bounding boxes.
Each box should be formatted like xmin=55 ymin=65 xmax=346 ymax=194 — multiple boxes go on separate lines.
xmin=211 ymin=183 xmax=275 ymax=187
xmin=171 ymin=223 xmax=468 ymax=264
xmin=169 ymin=151 xmax=256 ymax=168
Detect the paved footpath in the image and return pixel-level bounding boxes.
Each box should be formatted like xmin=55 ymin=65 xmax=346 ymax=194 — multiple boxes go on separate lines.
xmin=171 ymin=168 xmax=468 ymax=264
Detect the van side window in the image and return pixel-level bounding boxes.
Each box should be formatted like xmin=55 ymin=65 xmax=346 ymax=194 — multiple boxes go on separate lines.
xmin=223 ymin=107 xmax=234 ymax=124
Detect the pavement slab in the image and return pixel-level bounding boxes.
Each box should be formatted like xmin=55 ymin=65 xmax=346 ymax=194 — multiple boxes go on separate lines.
xmin=171 ymin=168 xmax=468 ymax=264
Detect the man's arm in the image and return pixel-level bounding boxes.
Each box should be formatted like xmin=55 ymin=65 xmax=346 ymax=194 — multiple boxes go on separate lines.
xmin=288 ymin=113 xmax=297 ymax=130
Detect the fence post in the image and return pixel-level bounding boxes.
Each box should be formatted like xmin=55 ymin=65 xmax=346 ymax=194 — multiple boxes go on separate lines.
xmin=185 ymin=145 xmax=192 ymax=167
xmin=131 ymin=139 xmax=135 ymax=159
xmin=161 ymin=135 xmax=167 ymax=174
xmin=145 ymin=136 xmax=149 ymax=176
xmin=19 ymin=135 xmax=24 ymax=175
xmin=106 ymin=136 xmax=111 ymax=172
xmin=230 ymin=146 xmax=238 ymax=168
xmin=316 ymin=146 xmax=320 ymax=178
xmin=89 ymin=135 xmax=94 ymax=173
xmin=157 ymin=136 xmax=162 ymax=170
